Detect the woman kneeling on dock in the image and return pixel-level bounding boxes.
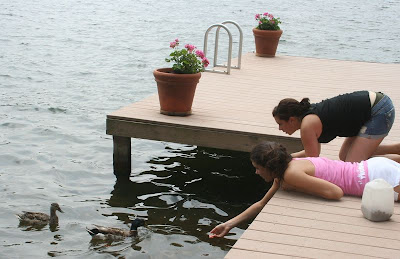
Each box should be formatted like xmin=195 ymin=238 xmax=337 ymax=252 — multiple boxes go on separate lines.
xmin=209 ymin=141 xmax=400 ymax=238
xmin=272 ymin=90 xmax=398 ymax=162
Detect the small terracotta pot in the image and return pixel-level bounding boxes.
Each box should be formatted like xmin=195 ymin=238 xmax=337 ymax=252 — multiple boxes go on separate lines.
xmin=253 ymin=28 xmax=283 ymax=57
xmin=153 ymin=68 xmax=201 ymax=116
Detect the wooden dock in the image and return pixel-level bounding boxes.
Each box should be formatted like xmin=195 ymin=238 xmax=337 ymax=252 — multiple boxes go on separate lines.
xmin=106 ymin=53 xmax=399 ymax=177
xmin=106 ymin=53 xmax=400 ymax=258
xmin=226 ymin=190 xmax=400 ymax=258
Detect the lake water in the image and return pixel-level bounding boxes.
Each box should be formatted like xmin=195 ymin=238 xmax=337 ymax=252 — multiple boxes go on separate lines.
xmin=1 ymin=0 xmax=399 ymax=258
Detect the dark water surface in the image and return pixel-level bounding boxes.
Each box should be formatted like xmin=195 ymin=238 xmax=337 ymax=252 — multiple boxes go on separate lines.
xmin=1 ymin=0 xmax=399 ymax=257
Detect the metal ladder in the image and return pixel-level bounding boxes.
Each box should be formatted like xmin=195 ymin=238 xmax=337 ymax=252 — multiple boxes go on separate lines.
xmin=203 ymin=21 xmax=243 ymax=75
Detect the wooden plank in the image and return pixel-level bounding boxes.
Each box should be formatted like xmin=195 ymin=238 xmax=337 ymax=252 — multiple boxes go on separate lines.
xmin=229 ymin=238 xmax=377 ymax=259
xmin=247 ymin=221 xmax=399 ymax=251
xmin=258 ymin=205 xmax=400 ymax=230
xmin=107 ymin=102 xmax=400 ymax=140
xmin=239 ymin=229 xmax=399 ymax=258
xmin=273 ymin=190 xmax=400 ymax=215
xmin=253 ymin=213 xmax=400 ymax=240
xmin=224 ymin=248 xmax=292 ymax=259
xmin=106 ymin=118 xmax=303 ymax=153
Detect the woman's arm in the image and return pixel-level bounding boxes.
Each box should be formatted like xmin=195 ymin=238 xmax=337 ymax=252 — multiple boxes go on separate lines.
xmin=300 ymin=115 xmax=322 ymax=157
xmin=281 ymin=180 xmax=297 ymax=191
xmin=209 ymin=178 xmax=280 ymax=238
xmin=284 ymin=169 xmax=343 ymax=200
xmin=291 ymin=150 xmax=306 ymax=158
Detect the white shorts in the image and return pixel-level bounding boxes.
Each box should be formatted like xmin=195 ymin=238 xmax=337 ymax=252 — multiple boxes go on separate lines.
xmin=367 ymin=157 xmax=400 ymax=201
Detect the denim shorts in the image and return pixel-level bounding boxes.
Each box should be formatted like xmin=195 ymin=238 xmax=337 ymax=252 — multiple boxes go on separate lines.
xmin=358 ymin=94 xmax=395 ymax=139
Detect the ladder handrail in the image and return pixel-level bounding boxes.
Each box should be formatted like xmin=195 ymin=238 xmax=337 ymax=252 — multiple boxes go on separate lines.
xmin=203 ymin=24 xmax=233 ymax=75
xmin=214 ymin=21 xmax=243 ymax=69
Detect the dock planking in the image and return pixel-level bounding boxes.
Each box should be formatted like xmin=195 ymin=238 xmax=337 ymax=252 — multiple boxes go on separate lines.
xmin=225 ymin=190 xmax=400 ymax=259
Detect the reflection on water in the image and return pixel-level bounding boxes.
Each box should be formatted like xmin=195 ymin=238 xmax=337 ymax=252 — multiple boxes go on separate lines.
xmin=108 ymin=146 xmax=270 ymax=254
xmin=88 ymin=226 xmax=151 ymax=255
xmin=18 ymin=222 xmax=50 ymax=232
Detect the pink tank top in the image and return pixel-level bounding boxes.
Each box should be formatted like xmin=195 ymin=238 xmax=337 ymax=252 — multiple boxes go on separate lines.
xmin=295 ymin=157 xmax=369 ymax=196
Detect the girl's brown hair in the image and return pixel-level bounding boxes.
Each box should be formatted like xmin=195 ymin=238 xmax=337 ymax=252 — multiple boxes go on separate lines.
xmin=272 ymin=98 xmax=311 ymax=121
xmin=250 ymin=142 xmax=292 ymax=180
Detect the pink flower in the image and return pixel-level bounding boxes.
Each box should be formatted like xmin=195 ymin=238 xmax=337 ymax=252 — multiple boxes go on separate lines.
xmin=170 ymin=41 xmax=177 ymax=48
xmin=259 ymin=21 xmax=262 ymax=24
xmin=255 ymin=14 xmax=260 ymax=20
xmin=175 ymin=38 xmax=179 ymax=42
xmin=195 ymin=50 xmax=205 ymax=59
xmin=202 ymin=57 xmax=209 ymax=67
xmin=263 ymin=12 xmax=269 ymax=16
xmin=185 ymin=44 xmax=195 ymax=53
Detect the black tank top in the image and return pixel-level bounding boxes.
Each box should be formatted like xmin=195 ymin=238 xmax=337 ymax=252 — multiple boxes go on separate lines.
xmin=303 ymin=91 xmax=371 ymax=143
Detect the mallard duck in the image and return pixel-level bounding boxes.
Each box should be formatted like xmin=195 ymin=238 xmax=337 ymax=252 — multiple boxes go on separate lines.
xmin=16 ymin=203 xmax=63 ymax=226
xmin=87 ymin=218 xmax=145 ymax=238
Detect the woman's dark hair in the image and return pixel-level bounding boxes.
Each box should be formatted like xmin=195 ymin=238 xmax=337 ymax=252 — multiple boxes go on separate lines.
xmin=250 ymin=142 xmax=292 ymax=180
xmin=272 ymin=98 xmax=311 ymax=121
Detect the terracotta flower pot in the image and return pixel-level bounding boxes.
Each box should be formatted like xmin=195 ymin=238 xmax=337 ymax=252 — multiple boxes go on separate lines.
xmin=153 ymin=68 xmax=201 ymax=116
xmin=252 ymin=28 xmax=283 ymax=57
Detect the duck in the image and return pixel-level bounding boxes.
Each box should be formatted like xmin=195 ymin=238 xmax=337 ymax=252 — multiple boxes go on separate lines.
xmin=16 ymin=203 xmax=63 ymax=226
xmin=87 ymin=218 xmax=145 ymax=238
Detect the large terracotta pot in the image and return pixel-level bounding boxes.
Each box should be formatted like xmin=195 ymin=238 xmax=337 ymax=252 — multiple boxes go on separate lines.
xmin=153 ymin=68 xmax=201 ymax=116
xmin=252 ymin=28 xmax=283 ymax=57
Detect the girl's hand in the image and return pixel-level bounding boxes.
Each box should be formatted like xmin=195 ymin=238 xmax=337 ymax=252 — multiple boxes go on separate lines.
xmin=209 ymin=223 xmax=231 ymax=238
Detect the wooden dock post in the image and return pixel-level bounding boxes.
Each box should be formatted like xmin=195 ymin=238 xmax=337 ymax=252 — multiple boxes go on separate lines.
xmin=112 ymin=136 xmax=131 ymax=179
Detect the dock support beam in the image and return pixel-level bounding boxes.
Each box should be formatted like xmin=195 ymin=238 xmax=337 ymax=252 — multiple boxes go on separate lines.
xmin=113 ymin=136 xmax=131 ymax=180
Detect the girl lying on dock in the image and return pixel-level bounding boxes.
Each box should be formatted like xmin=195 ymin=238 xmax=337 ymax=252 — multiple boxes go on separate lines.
xmin=272 ymin=91 xmax=398 ymax=162
xmin=209 ymin=141 xmax=400 ymax=238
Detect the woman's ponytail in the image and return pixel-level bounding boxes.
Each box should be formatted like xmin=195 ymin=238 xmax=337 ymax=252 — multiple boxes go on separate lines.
xmin=272 ymin=97 xmax=311 ymax=121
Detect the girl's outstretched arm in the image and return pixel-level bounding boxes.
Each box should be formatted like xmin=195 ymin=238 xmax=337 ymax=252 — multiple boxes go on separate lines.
xmin=209 ymin=178 xmax=280 ymax=238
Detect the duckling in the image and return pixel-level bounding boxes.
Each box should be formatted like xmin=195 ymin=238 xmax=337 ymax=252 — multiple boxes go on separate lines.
xmin=16 ymin=203 xmax=63 ymax=226
xmin=87 ymin=218 xmax=145 ymax=238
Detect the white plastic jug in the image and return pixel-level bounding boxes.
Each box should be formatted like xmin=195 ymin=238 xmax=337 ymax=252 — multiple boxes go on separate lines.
xmin=361 ymin=178 xmax=394 ymax=222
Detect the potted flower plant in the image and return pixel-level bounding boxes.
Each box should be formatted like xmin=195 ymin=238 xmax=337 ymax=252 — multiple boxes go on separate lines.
xmin=253 ymin=12 xmax=283 ymax=57
xmin=153 ymin=39 xmax=209 ymax=116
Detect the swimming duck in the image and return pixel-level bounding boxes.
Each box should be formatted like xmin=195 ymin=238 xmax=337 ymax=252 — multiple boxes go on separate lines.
xmin=87 ymin=218 xmax=145 ymax=238
xmin=16 ymin=203 xmax=63 ymax=226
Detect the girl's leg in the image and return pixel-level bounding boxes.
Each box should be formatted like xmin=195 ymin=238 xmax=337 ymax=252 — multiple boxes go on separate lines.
xmin=348 ymin=94 xmax=395 ymax=161
xmin=339 ymin=137 xmax=355 ymax=161
xmin=343 ymin=136 xmax=384 ymax=162
xmin=373 ymin=143 xmax=400 ymax=156
xmin=378 ymin=154 xmax=400 ymax=163
xmin=395 ymin=186 xmax=400 ymax=202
